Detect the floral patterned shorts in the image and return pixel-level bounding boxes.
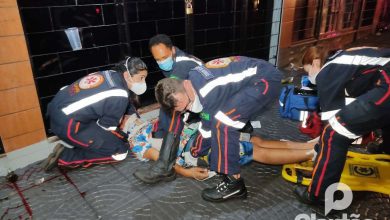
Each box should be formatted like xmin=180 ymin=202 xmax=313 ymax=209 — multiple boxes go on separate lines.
xmin=122 ymin=114 xmax=153 ymax=161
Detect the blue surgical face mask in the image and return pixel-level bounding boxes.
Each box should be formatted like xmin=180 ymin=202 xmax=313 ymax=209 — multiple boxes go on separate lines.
xmin=157 ymin=56 xmax=174 ymax=71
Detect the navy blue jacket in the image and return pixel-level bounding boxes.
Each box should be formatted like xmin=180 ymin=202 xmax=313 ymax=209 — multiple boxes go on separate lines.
xmin=316 ymin=48 xmax=390 ymax=120
xmin=154 ymin=47 xmax=203 ymax=138
xmin=188 ymin=56 xmax=281 ymax=145
xmin=47 ymin=70 xmax=134 ymax=135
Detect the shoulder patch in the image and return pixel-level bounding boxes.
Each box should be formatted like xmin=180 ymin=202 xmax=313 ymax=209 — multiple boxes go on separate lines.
xmin=194 ymin=66 xmax=214 ymax=80
xmin=205 ymin=57 xmax=232 ymax=69
xmin=205 ymin=56 xmax=240 ymax=68
xmin=79 ymin=73 xmax=104 ymax=89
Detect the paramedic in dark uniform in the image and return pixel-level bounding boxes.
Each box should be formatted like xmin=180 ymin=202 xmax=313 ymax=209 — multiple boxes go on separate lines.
xmin=294 ymin=46 xmax=390 ymax=205
xmin=154 ymin=56 xmax=282 ymax=202
xmin=42 ymin=57 xmax=148 ymax=171
xmin=133 ymin=34 xmax=203 ymax=183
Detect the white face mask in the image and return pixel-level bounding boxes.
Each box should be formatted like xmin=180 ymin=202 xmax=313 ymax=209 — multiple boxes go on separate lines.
xmin=130 ymin=82 xmax=147 ymax=95
xmin=189 ymin=93 xmax=203 ymax=113
xmin=308 ymin=73 xmax=318 ymax=85
xmin=124 ymin=57 xmax=147 ymax=95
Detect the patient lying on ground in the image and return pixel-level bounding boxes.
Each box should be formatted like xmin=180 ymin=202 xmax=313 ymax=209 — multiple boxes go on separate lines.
xmin=122 ymin=115 xmax=316 ymax=180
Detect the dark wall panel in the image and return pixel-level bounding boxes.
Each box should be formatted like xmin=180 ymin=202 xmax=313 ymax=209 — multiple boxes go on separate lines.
xmin=18 ymin=0 xmax=278 ymax=133
xmin=128 ymin=21 xmax=157 ymax=40
xmin=18 ymin=1 xmax=127 ymax=134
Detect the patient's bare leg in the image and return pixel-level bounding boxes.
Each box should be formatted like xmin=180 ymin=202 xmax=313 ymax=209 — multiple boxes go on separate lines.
xmin=250 ymin=136 xmax=314 ymax=150
xmin=251 ymin=136 xmax=315 ymax=165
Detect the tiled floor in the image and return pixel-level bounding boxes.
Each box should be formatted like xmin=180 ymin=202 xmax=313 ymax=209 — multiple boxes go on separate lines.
xmin=1 ymin=101 xmax=389 ymax=220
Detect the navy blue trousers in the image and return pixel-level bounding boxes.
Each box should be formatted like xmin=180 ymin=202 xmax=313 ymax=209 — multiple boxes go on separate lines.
xmin=191 ymin=79 xmax=281 ymax=175
xmin=53 ymin=118 xmax=129 ymax=168
xmin=153 ymin=109 xmax=184 ymax=137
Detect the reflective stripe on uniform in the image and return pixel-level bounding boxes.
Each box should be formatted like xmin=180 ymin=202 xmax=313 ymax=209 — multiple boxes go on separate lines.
xmin=214 ymin=111 xmax=246 ymax=129
xmin=198 ymin=122 xmax=212 ymax=138
xmin=176 ymin=56 xmax=203 ymax=66
xmin=328 ymin=116 xmax=359 ymax=139
xmin=62 ymin=89 xmax=128 ymax=115
xmin=321 ymin=98 xmax=356 ymax=120
xmin=96 ymin=119 xmax=117 ymax=131
xmin=111 ymin=151 xmax=128 ymax=161
xmin=321 ymin=110 xmax=340 ymax=120
xmin=323 ymin=55 xmax=390 ymax=68
xmin=299 ymin=111 xmax=309 ymax=122
xmin=199 ymin=67 xmax=257 ymax=97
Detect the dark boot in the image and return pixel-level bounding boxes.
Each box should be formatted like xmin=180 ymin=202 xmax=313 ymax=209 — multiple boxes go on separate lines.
xmin=202 ymin=175 xmax=247 ymax=202
xmin=133 ymin=132 xmax=180 ymax=184
xmin=293 ymin=185 xmax=324 ymax=206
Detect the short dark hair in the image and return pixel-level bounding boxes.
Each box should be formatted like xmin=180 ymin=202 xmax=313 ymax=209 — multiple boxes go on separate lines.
xmin=113 ymin=57 xmax=147 ymax=75
xmin=149 ymin=34 xmax=173 ymax=49
xmin=155 ymin=78 xmax=184 ymax=112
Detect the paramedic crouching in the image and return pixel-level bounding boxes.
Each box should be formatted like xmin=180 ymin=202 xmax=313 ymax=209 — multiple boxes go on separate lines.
xmin=294 ymin=46 xmax=390 ymax=205
xmin=42 ymin=57 xmax=148 ymax=171
xmin=154 ymin=56 xmax=282 ymax=202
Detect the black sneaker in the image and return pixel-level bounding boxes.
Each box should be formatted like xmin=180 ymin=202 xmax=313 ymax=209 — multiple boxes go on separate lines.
xmin=293 ymin=185 xmax=324 ymax=206
xmin=201 ymin=175 xmax=247 ymax=202
xmin=42 ymin=143 xmax=65 ymax=172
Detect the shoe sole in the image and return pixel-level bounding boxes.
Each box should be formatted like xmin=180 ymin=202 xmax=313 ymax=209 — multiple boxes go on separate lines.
xmin=201 ymin=189 xmax=248 ymax=203
xmin=133 ymin=171 xmax=176 ymax=184
xmin=42 ymin=143 xmax=64 ymax=172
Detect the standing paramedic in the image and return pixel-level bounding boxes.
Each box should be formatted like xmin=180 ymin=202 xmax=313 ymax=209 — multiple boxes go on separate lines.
xmin=43 ymin=57 xmax=148 ymax=171
xmin=134 ymin=34 xmax=203 ymax=183
xmin=154 ymin=56 xmax=282 ymax=202
xmin=294 ymin=46 xmax=390 ymax=205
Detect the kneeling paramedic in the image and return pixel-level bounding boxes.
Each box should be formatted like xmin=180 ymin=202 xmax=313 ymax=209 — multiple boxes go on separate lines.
xmin=155 ymin=56 xmax=282 ymax=202
xmin=133 ymin=34 xmax=203 ymax=183
xmin=43 ymin=57 xmax=148 ymax=171
xmin=294 ymin=46 xmax=390 ymax=205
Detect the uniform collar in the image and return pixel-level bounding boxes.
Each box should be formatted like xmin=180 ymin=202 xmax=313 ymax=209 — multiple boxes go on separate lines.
xmin=326 ymin=50 xmax=344 ymax=62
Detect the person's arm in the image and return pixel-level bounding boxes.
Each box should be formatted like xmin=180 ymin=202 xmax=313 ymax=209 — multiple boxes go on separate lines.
xmin=174 ymin=165 xmax=209 ymax=180
xmin=91 ymin=92 xmax=131 ymax=142
xmin=95 ymin=94 xmax=129 ymax=131
xmin=317 ymin=60 xmax=359 ymax=120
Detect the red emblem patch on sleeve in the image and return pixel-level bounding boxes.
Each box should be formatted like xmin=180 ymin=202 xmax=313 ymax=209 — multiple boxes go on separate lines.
xmin=78 ymin=74 xmax=104 ymax=89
